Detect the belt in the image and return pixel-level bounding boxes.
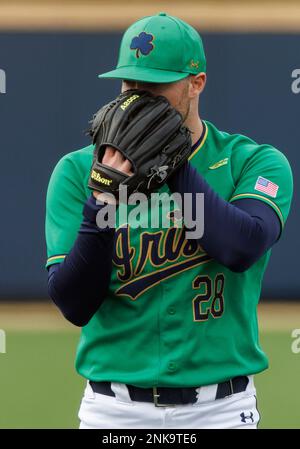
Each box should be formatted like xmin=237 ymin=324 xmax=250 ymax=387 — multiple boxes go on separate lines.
xmin=89 ymin=376 xmax=249 ymax=407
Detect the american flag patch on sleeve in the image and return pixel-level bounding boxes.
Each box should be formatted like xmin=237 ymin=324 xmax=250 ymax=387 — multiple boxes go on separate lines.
xmin=254 ymin=176 xmax=279 ymax=198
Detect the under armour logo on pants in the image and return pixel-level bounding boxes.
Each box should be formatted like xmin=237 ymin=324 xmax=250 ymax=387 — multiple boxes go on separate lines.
xmin=240 ymin=412 xmax=254 ymax=423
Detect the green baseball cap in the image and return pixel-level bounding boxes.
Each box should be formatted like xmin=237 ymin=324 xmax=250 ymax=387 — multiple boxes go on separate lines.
xmin=98 ymin=12 xmax=206 ymax=83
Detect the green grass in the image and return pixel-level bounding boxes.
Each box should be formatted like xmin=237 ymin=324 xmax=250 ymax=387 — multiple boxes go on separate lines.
xmin=255 ymin=332 xmax=300 ymax=429
xmin=0 ymin=331 xmax=84 ymax=429
xmin=0 ymin=330 xmax=299 ymax=428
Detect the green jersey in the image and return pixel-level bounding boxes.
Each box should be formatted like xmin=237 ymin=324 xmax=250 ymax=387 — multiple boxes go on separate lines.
xmin=45 ymin=120 xmax=293 ymax=388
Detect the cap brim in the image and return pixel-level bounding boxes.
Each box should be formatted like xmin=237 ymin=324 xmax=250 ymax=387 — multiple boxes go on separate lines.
xmin=98 ymin=66 xmax=189 ymax=83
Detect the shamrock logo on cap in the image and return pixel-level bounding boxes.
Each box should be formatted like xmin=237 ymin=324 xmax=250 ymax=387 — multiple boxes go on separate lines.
xmin=130 ymin=32 xmax=154 ymax=59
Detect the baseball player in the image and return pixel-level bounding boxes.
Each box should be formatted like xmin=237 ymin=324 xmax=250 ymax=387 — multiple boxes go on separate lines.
xmin=45 ymin=13 xmax=293 ymax=429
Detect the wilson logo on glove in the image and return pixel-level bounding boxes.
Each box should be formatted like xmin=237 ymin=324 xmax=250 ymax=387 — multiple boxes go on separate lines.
xmin=91 ymin=170 xmax=113 ymax=186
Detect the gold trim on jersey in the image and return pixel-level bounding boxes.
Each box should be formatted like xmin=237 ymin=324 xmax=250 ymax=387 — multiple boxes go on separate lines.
xmin=134 ymin=230 xmax=165 ymax=277
xmin=47 ymin=255 xmax=66 ymax=264
xmin=188 ymin=122 xmax=208 ymax=161
xmin=192 ymin=272 xmax=225 ymax=322
xmin=192 ymin=274 xmax=211 ymax=322
xmin=115 ymin=254 xmax=212 ymax=300
xmin=229 ymin=193 xmax=284 ymax=229
xmin=113 ymin=224 xmax=136 ymax=282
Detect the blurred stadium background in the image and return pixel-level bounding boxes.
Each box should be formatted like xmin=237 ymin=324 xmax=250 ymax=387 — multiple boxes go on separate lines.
xmin=0 ymin=0 xmax=299 ymax=429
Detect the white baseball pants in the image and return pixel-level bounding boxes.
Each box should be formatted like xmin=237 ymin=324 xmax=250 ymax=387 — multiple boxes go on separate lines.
xmin=78 ymin=376 xmax=260 ymax=429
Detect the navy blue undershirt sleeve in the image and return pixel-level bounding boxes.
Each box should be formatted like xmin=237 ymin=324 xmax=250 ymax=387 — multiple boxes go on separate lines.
xmin=48 ymin=162 xmax=281 ymax=326
xmin=168 ymin=162 xmax=281 ymax=272
xmin=47 ymin=195 xmax=116 ymax=327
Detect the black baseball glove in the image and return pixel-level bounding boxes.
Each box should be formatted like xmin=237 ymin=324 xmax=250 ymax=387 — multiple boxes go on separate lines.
xmin=88 ymin=89 xmax=192 ymax=198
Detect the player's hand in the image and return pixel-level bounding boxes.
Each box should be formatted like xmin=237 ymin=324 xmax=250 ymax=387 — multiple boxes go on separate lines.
xmin=102 ymin=146 xmax=133 ymax=175
xmin=93 ymin=146 xmax=133 ymax=201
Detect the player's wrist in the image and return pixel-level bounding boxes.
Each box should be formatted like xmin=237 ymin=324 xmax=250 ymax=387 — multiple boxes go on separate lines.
xmin=93 ymin=191 xmax=119 ymax=205
xmin=82 ymin=194 xmax=117 ymax=233
xmin=166 ymin=161 xmax=190 ymax=192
